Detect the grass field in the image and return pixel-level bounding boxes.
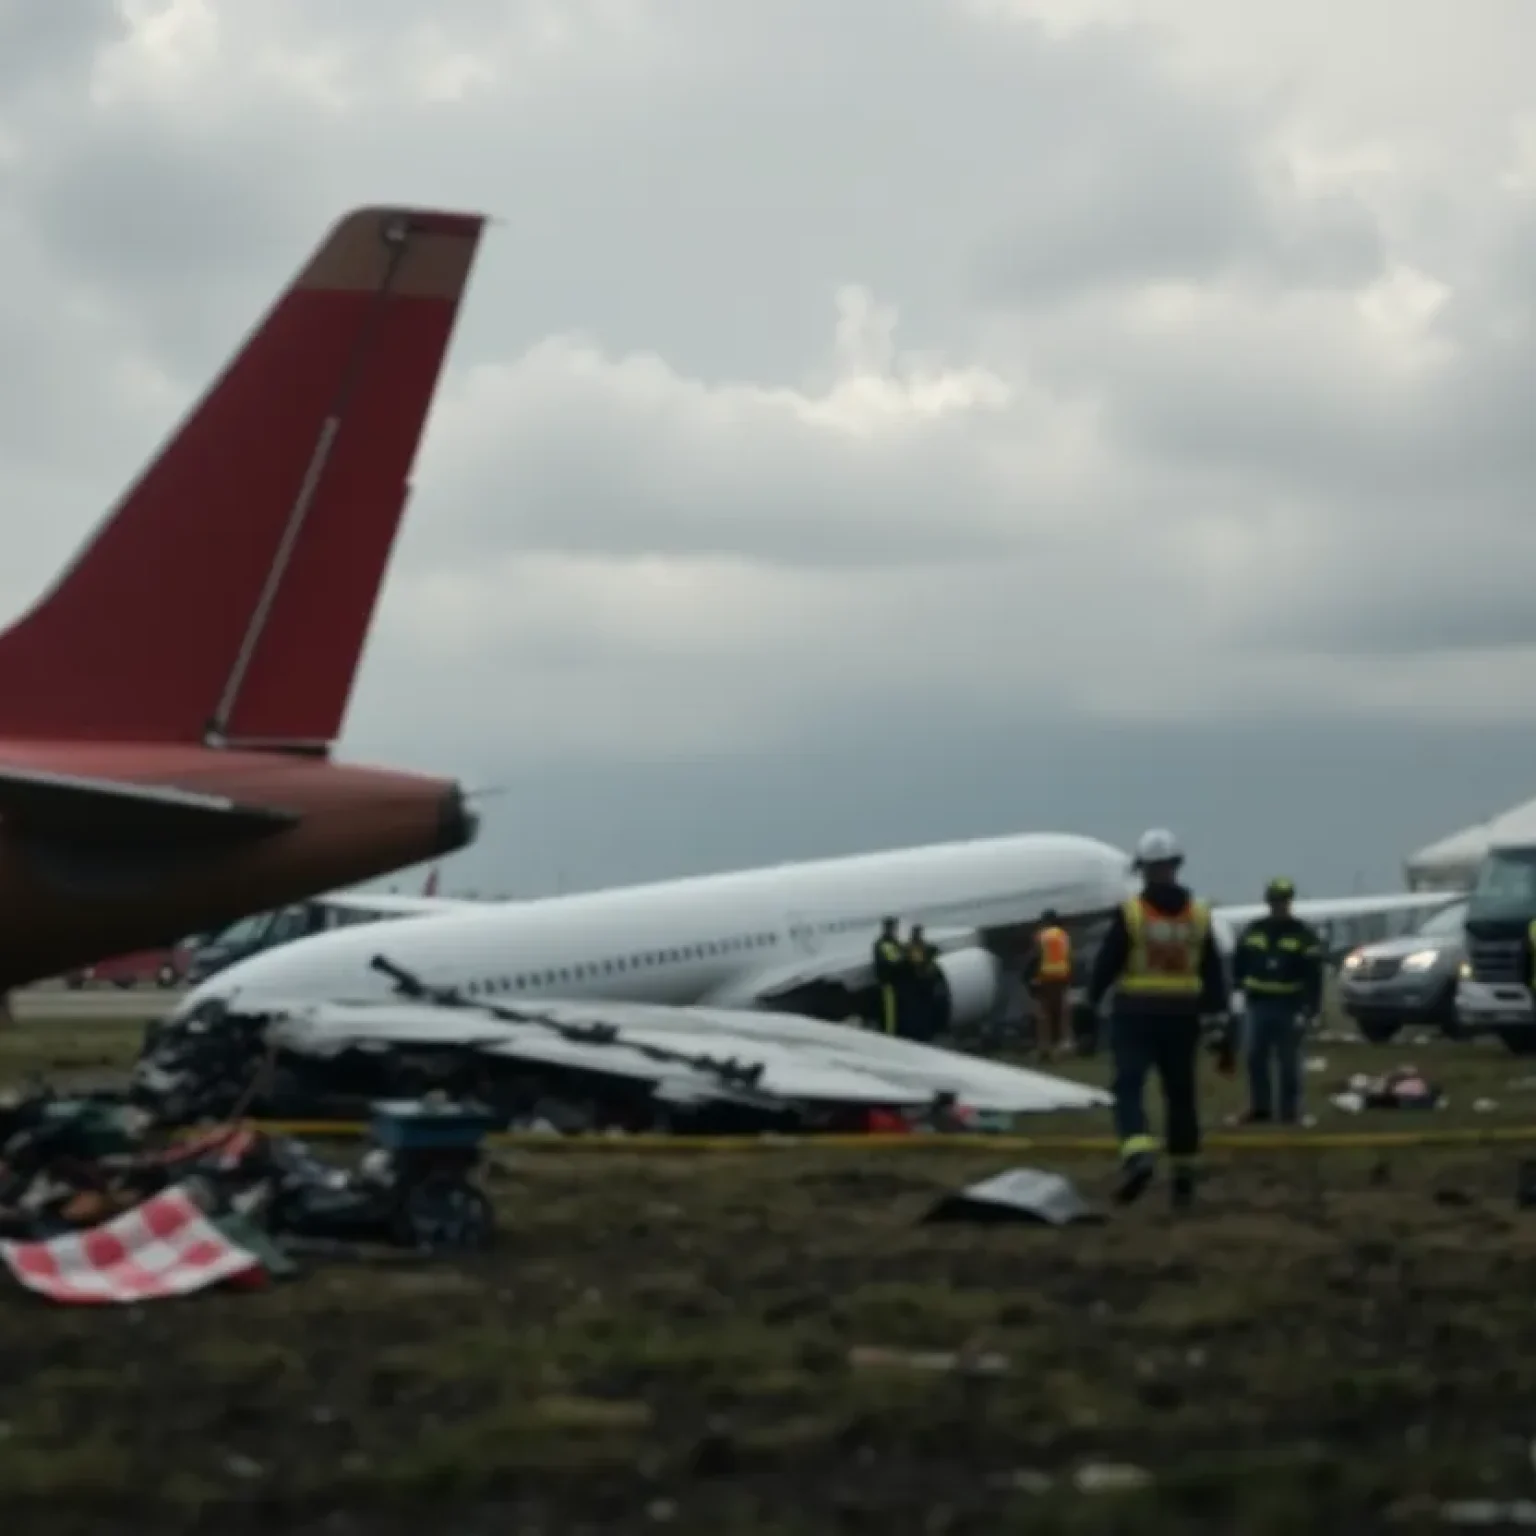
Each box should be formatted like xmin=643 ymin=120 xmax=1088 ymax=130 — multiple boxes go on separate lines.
xmin=6 ymin=1012 xmax=1536 ymax=1533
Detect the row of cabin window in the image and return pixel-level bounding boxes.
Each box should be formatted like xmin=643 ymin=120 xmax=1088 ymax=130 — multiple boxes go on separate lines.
xmin=459 ymin=914 xmax=875 ymax=997
xmin=463 ymin=929 xmax=780 ymax=995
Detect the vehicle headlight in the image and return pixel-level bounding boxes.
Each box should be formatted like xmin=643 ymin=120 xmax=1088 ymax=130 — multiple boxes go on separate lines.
xmin=1459 ymin=959 xmax=1472 ymax=979
xmin=1400 ymin=949 xmax=1439 ymax=972
xmin=1342 ymin=950 xmax=1364 ymax=970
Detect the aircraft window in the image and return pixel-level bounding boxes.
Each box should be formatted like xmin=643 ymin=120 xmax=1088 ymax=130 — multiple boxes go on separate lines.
xmin=602 ymin=960 xmax=613 ymax=974
xmin=516 ymin=976 xmax=526 ymax=989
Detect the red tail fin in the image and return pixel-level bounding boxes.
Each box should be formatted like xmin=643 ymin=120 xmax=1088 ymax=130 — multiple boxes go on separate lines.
xmin=0 ymin=206 xmax=486 ymax=746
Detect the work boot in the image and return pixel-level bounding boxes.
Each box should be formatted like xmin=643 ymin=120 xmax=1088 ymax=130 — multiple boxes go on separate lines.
xmin=1228 ymin=1108 xmax=1271 ymax=1127
xmin=1171 ymin=1165 xmax=1196 ymax=1211
xmin=1114 ymin=1152 xmax=1155 ymax=1206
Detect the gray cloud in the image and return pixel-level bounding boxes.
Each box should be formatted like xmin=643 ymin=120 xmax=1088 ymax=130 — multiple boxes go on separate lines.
xmin=1 ymin=0 xmax=1535 ymax=894
xmin=0 ymin=1 xmax=122 ymax=95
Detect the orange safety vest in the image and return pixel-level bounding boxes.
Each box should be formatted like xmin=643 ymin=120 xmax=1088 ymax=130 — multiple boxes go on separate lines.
xmin=1120 ymin=895 xmax=1210 ymax=996
xmin=1037 ymin=926 xmax=1072 ymax=982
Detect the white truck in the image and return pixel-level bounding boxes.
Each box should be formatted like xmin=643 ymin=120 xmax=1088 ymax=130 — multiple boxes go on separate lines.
xmin=1454 ymin=832 xmax=1536 ymax=1053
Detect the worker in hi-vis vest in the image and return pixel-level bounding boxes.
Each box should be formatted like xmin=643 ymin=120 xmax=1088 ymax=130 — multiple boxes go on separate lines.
xmin=1024 ymin=910 xmax=1073 ymax=1059
xmin=1232 ymin=877 xmax=1324 ymax=1125
xmin=1086 ymin=828 xmax=1232 ymax=1210
xmin=871 ymin=916 xmax=909 ymax=1034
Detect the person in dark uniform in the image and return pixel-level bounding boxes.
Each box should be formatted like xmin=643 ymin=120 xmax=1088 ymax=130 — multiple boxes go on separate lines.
xmin=872 ymin=916 xmax=909 ymax=1034
xmin=1086 ymin=827 xmax=1232 ymax=1209
xmin=905 ymin=923 xmax=945 ymax=1041
xmin=1232 ymin=877 xmax=1324 ymax=1125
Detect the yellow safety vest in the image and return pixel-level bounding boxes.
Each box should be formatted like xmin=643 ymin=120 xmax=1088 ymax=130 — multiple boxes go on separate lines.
xmin=1120 ymin=895 xmax=1210 ymax=996
xmin=1038 ymin=927 xmax=1072 ymax=982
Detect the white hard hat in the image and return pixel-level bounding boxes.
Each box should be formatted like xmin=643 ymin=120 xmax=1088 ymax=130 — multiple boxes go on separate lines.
xmin=1135 ymin=827 xmax=1183 ymax=865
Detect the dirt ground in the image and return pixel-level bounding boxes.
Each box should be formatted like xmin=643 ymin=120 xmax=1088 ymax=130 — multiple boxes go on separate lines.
xmin=5 ymin=1015 xmax=1536 ymax=1534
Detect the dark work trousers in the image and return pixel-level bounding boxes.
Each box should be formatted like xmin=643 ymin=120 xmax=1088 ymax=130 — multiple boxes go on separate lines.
xmin=896 ymin=982 xmax=926 ymax=1040
xmin=1244 ymin=996 xmax=1304 ymax=1122
xmin=1110 ymin=1009 xmax=1202 ymax=1161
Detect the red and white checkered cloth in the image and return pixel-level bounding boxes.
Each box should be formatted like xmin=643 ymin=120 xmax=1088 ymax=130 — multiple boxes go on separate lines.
xmin=0 ymin=1184 xmax=268 ymax=1304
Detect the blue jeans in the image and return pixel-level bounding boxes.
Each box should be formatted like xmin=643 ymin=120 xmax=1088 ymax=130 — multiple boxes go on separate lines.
xmin=1245 ymin=997 xmax=1303 ymax=1121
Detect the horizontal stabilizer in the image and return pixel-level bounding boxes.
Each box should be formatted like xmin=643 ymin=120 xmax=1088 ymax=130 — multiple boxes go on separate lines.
xmin=0 ymin=764 xmax=297 ymax=844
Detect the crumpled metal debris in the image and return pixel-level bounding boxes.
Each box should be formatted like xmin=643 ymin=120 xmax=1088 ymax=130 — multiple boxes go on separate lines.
xmin=0 ymin=1084 xmax=499 ymax=1282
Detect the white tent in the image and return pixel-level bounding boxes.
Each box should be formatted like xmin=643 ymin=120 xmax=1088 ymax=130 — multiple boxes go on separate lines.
xmin=1404 ymin=795 xmax=1536 ymax=891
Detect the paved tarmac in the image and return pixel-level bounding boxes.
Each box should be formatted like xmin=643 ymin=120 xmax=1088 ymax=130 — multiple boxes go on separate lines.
xmin=9 ymin=985 xmax=185 ymax=1022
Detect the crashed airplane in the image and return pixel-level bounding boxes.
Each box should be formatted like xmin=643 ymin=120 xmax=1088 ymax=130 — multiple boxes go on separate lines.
xmin=134 ymin=960 xmax=1112 ymax=1133
xmin=137 ymin=829 xmax=1453 ymax=1132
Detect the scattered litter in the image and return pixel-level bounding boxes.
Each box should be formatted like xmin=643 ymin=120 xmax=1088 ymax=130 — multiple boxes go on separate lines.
xmin=1306 ymin=1056 xmax=1329 ymax=1074
xmin=1074 ymin=1462 xmax=1152 ymax=1494
xmin=0 ymin=1184 xmax=269 ymax=1304
xmin=848 ymin=1346 xmax=1009 ymax=1376
xmin=1473 ymin=1098 xmax=1499 ymax=1114
xmin=1441 ymin=1498 xmax=1536 ymax=1525
xmin=991 ymin=1469 xmax=1053 ymax=1494
xmin=1329 ymin=1066 xmax=1443 ymax=1114
xmin=922 ymin=1168 xmax=1103 ymax=1227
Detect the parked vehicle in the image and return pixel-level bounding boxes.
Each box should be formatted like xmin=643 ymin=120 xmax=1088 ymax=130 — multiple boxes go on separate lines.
xmin=1337 ymin=898 xmax=1467 ymax=1044
xmin=1456 ymin=836 xmax=1536 ymax=1053
xmin=62 ymin=944 xmax=192 ymax=991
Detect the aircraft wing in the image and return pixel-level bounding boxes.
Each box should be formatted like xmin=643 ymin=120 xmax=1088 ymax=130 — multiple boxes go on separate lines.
xmin=1212 ymin=891 xmax=1455 ymax=961
xmin=261 ymin=992 xmax=1111 ymax=1116
xmin=0 ymin=763 xmax=296 ymax=844
xmin=700 ymin=927 xmax=982 ymax=1010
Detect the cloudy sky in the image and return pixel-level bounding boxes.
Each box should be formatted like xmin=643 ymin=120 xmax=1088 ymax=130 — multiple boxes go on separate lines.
xmin=2 ymin=0 xmax=1536 ymax=902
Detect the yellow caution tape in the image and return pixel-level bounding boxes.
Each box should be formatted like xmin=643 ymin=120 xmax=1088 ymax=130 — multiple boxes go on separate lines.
xmin=238 ymin=1120 xmax=1536 ymax=1154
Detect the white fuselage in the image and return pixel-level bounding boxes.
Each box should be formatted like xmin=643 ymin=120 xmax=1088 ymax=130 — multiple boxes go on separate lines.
xmin=180 ymin=831 xmax=1134 ymax=1015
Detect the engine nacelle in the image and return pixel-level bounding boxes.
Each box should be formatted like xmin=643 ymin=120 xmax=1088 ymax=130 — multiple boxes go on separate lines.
xmin=936 ymin=946 xmax=1003 ymax=1029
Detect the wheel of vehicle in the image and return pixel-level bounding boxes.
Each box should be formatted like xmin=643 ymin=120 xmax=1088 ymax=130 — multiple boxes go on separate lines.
xmin=64 ymin=973 xmax=84 ymax=991
xmin=1431 ymin=980 xmax=1467 ymax=1040
xmin=391 ymin=1176 xmax=494 ymax=1253
xmin=113 ymin=976 xmax=135 ymax=990
xmin=1496 ymin=1029 xmax=1536 ymax=1057
xmin=156 ymin=964 xmax=179 ymax=988
xmin=1353 ymin=1014 xmax=1402 ymax=1045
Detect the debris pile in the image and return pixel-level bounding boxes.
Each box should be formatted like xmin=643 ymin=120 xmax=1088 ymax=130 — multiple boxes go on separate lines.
xmin=0 ymin=1088 xmax=497 ymax=1304
xmin=1329 ymin=1064 xmax=1444 ymax=1114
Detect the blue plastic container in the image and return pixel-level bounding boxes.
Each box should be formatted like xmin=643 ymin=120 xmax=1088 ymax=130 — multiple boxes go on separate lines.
xmin=369 ymin=1099 xmax=498 ymax=1152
